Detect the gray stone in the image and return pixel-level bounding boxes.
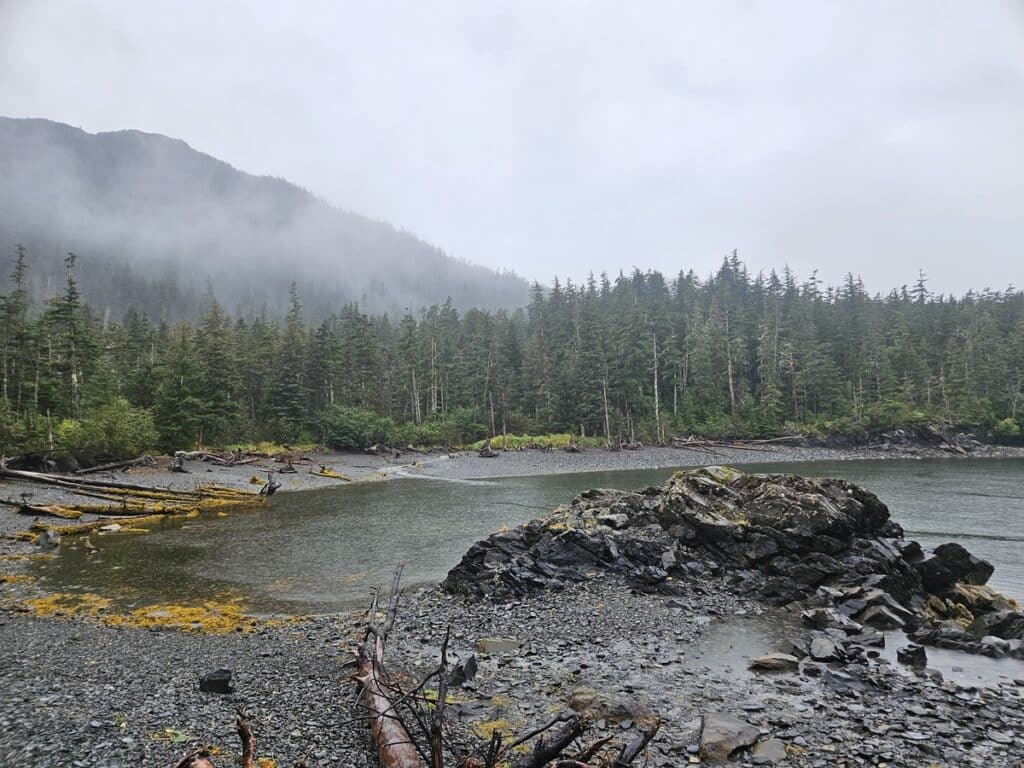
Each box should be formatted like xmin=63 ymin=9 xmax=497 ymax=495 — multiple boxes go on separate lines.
xmin=748 ymin=653 xmax=800 ymax=671
xmin=568 ymin=687 xmax=649 ymax=723
xmin=809 ymin=636 xmax=840 ymax=662
xmin=699 ymin=713 xmax=760 ymax=763
xmin=896 ymin=643 xmax=927 ymax=668
xmin=858 ymin=605 xmax=905 ymax=630
xmin=198 ymin=668 xmax=232 ymax=694
xmin=751 ymin=738 xmax=788 ymax=764
xmin=475 ymin=637 xmax=522 ymax=654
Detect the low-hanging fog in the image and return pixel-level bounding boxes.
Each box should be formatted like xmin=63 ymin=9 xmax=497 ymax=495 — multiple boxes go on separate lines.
xmin=1 ymin=1 xmax=1023 ymax=301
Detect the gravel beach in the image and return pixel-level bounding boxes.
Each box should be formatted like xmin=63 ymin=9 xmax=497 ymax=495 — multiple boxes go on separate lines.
xmin=3 ymin=444 xmax=1024 ymax=767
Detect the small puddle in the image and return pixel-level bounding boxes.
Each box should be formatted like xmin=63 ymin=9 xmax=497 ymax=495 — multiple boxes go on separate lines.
xmin=686 ymin=610 xmax=1024 ymax=689
xmin=880 ymin=631 xmax=1024 ymax=688
xmin=686 ymin=611 xmax=801 ymax=680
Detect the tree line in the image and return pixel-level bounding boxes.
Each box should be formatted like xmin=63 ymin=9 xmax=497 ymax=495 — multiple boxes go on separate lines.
xmin=1 ymin=246 xmax=1022 ymax=462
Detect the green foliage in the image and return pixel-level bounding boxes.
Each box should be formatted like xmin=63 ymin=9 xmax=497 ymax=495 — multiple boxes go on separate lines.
xmin=993 ymin=417 xmax=1021 ymax=440
xmin=468 ymin=433 xmax=606 ymax=450
xmin=862 ymin=400 xmax=930 ymax=432
xmin=2 ymin=246 xmax=1024 ymax=455
xmin=317 ymin=405 xmax=395 ymax=450
xmin=56 ymin=397 xmax=158 ymax=461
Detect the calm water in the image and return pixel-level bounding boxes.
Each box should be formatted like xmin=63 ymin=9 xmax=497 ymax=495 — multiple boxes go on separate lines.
xmin=31 ymin=458 xmax=1024 ymax=613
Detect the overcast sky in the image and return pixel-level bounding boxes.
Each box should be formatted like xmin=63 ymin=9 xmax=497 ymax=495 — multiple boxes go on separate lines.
xmin=1 ymin=1 xmax=1022 ymax=295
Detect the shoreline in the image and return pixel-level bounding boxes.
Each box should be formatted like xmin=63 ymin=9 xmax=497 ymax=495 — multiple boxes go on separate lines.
xmin=2 ymin=448 xmax=1023 ymax=765
xmin=3 ymin=442 xmax=1022 ymax=576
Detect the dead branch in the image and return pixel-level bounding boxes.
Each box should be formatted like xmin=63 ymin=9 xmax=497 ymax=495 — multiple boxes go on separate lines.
xmin=237 ymin=710 xmax=256 ymax=768
xmin=610 ymin=722 xmax=660 ymax=767
xmin=173 ymin=750 xmax=216 ymax=768
xmin=514 ymin=715 xmax=587 ymax=768
xmin=430 ymin=626 xmax=451 ymax=768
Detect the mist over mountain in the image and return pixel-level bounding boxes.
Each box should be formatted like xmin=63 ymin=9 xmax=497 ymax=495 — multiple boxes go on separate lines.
xmin=0 ymin=117 xmax=528 ymax=320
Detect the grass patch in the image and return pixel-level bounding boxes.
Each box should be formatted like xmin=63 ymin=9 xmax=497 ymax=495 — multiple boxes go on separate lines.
xmin=468 ymin=433 xmax=607 ymax=451
xmin=222 ymin=441 xmax=318 ymax=455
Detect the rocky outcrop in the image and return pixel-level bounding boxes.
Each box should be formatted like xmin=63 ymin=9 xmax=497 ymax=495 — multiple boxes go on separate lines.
xmin=443 ymin=466 xmax=1022 ymax=657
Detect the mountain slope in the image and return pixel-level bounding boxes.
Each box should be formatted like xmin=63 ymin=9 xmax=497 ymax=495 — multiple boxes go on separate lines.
xmin=0 ymin=117 xmax=527 ymax=319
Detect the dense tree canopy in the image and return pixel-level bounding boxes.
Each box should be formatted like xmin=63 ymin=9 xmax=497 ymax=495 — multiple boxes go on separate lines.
xmin=2 ymin=247 xmax=1022 ymax=460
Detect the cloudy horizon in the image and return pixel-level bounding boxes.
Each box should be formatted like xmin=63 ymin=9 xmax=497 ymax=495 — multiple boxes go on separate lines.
xmin=2 ymin=1 xmax=1022 ymax=296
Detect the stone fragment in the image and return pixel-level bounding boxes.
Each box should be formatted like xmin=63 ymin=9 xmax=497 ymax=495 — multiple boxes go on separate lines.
xmin=896 ymin=643 xmax=927 ymax=668
xmin=476 ymin=637 xmax=522 ymax=654
xmin=750 ymin=737 xmax=788 ymax=764
xmin=748 ymin=653 xmax=800 ymax=672
xmin=199 ymin=668 xmax=232 ymax=694
xmin=448 ymin=654 xmax=478 ymax=687
xmin=699 ymin=713 xmax=760 ymax=763
xmin=808 ymin=636 xmax=840 ymax=662
xmin=857 ymin=605 xmax=905 ymax=630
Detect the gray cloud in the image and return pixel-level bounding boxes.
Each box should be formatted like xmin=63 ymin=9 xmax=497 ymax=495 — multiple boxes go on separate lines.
xmin=2 ymin=0 xmax=1022 ymax=295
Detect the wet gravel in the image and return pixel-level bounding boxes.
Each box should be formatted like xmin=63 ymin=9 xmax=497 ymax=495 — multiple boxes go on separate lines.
xmin=392 ymin=576 xmax=1024 ymax=767
xmin=0 ymin=612 xmax=373 ymax=768
xmin=2 ymin=573 xmax=1022 ymax=766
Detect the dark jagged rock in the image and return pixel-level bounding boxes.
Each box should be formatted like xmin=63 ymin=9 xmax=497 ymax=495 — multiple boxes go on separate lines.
xmin=896 ymin=643 xmax=928 ymax=668
xmin=198 ymin=668 xmax=232 ymax=694
xmin=971 ymin=609 xmax=1024 ymax=640
xmin=914 ymin=542 xmax=994 ymax=592
xmin=442 ymin=466 xmax=1012 ymax=656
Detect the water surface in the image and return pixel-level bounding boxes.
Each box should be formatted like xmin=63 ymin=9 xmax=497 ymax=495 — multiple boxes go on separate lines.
xmin=32 ymin=457 xmax=1024 ymax=612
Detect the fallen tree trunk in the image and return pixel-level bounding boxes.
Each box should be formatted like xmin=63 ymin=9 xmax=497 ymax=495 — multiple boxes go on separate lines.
xmin=0 ymin=498 xmax=83 ymax=519
xmin=355 ymin=563 xmax=426 ymax=768
xmin=75 ymin=456 xmax=157 ymax=475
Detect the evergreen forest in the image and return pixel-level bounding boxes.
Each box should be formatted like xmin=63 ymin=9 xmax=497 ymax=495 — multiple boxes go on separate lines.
xmin=2 ymin=247 xmax=1022 ymax=463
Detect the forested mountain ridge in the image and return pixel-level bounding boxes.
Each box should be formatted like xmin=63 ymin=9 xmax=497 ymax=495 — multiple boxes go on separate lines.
xmin=1 ymin=247 xmax=1021 ymax=461
xmin=0 ymin=116 xmax=528 ymax=319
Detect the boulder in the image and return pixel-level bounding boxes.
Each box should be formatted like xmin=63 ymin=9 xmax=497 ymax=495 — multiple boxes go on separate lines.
xmin=441 ymin=465 xmax=1017 ymax=659
xmin=914 ymin=543 xmax=993 ymax=592
xmin=199 ymin=668 xmax=232 ymax=694
xmin=699 ymin=713 xmax=760 ymax=763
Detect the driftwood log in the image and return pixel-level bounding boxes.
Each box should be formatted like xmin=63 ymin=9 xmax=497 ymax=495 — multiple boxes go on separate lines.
xmin=355 ymin=563 xmax=425 ymax=768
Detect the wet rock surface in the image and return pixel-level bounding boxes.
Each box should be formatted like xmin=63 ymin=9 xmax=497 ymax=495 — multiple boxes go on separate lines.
xmin=0 ymin=612 xmax=372 ymax=767
xmin=444 ymin=467 xmax=1021 ymax=655
xmin=3 ymin=464 xmax=1023 ymax=766
xmin=393 ymin=577 xmax=1024 ymax=767
xmin=427 ymin=466 xmax=1024 ymax=764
